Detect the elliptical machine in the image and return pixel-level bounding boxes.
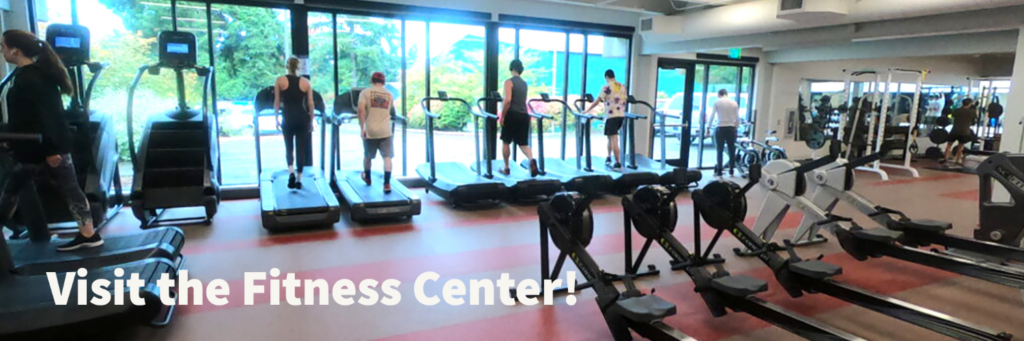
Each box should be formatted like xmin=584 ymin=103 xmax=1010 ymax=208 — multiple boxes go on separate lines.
xmin=126 ymin=31 xmax=219 ymax=228
xmin=32 ymin=24 xmax=124 ymax=232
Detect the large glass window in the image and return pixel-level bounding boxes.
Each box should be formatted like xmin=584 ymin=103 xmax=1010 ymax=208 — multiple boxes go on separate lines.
xmin=308 ymin=12 xmax=334 ymax=105
xmin=425 ymin=22 xmax=486 ymax=163
xmin=496 ymin=27 xmax=516 ymax=91
xmin=404 ymin=20 xmax=427 ymax=171
xmin=210 ymin=4 xmax=292 ymax=185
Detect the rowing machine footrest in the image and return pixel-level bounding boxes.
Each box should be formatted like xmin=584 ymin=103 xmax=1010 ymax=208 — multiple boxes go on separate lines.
xmin=854 ymin=227 xmax=903 ymax=243
xmin=888 ymin=219 xmax=952 ymax=233
xmin=711 ymin=275 xmax=768 ymax=297
xmin=789 ymin=260 xmax=842 ymax=280
xmin=613 ymin=295 xmax=677 ymax=323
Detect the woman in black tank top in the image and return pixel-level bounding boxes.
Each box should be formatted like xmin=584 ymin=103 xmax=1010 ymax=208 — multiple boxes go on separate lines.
xmin=499 ymin=59 xmax=538 ymax=177
xmin=274 ymin=56 xmax=315 ymax=189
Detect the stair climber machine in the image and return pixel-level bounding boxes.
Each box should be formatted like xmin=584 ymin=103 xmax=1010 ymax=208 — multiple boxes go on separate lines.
xmin=0 ymin=133 xmax=180 ymax=339
xmin=624 ymin=95 xmax=702 ymax=187
xmin=694 ymin=161 xmax=1013 ymax=341
xmin=416 ymin=91 xmax=506 ymax=208
xmin=328 ymin=89 xmax=420 ymax=222
xmin=126 ymin=31 xmax=219 ymax=228
xmin=573 ymin=94 xmax=660 ymax=194
xmin=623 ymin=169 xmax=866 ymax=341
xmin=976 ymin=154 xmax=1024 ymax=254
xmin=251 ymin=86 xmax=340 ymax=230
xmin=472 ymin=92 xmax=562 ymax=202
xmin=523 ymin=191 xmax=697 ymax=341
xmin=27 ymin=24 xmax=124 ymax=234
xmin=741 ymin=143 xmax=1024 ymax=290
xmin=525 ymin=93 xmax=612 ymax=195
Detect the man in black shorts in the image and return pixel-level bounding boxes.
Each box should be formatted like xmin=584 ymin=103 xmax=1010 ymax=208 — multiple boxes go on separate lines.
xmin=584 ymin=70 xmax=627 ymax=169
xmin=499 ymin=59 xmax=538 ymax=176
xmin=943 ymin=98 xmax=976 ymax=166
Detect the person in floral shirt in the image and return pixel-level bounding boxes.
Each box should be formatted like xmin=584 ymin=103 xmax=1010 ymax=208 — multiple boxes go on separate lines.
xmin=584 ymin=69 xmax=627 ymax=169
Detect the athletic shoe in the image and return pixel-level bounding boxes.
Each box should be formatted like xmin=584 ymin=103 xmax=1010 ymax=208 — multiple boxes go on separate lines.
xmin=57 ymin=233 xmax=104 ymax=252
xmin=612 ymin=162 xmax=622 ymax=170
xmin=499 ymin=168 xmax=511 ymax=176
xmin=287 ymin=173 xmax=297 ymax=189
xmin=383 ymin=183 xmax=392 ymax=194
xmin=605 ymin=157 xmax=612 ymax=165
xmin=361 ymin=172 xmax=372 ymax=185
xmin=729 ymin=168 xmax=735 ymax=176
xmin=529 ymin=160 xmax=539 ymax=177
xmin=294 ymin=178 xmax=303 ymax=190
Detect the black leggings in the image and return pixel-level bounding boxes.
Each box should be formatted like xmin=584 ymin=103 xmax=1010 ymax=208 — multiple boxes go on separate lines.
xmin=715 ymin=126 xmax=737 ymax=172
xmin=283 ymin=128 xmax=313 ymax=169
xmin=0 ymin=154 xmax=91 ymax=240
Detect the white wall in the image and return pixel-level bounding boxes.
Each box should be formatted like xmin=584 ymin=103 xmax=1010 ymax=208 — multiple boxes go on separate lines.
xmin=1001 ymin=28 xmax=1024 ymax=153
xmin=759 ymin=56 xmax=986 ymax=159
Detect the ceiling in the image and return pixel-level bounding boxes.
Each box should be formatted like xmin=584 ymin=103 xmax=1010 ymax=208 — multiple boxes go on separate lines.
xmin=529 ymin=0 xmax=747 ymax=15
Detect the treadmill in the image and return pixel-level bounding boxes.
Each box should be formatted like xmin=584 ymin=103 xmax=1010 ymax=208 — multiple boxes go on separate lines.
xmin=126 ymin=31 xmax=219 ymax=228
xmin=572 ymin=94 xmax=659 ymax=194
xmin=470 ymin=92 xmax=562 ymax=202
xmin=0 ymin=133 xmax=180 ymax=339
xmin=523 ymin=94 xmax=612 ymax=196
xmin=416 ymin=91 xmax=506 ymax=208
xmin=253 ymin=86 xmax=341 ymax=230
xmin=625 ymin=95 xmax=702 ymax=186
xmin=328 ymin=89 xmax=421 ymax=222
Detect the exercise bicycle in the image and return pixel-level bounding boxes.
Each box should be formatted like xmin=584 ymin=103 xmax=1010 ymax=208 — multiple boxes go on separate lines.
xmin=735 ymin=125 xmax=787 ymax=176
xmin=519 ymin=192 xmax=694 ymax=341
xmin=694 ymin=160 xmax=1012 ymax=341
xmin=622 ymin=170 xmax=865 ymax=340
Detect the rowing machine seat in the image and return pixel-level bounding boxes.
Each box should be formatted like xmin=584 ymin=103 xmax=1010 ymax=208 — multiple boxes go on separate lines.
xmin=789 ymin=260 xmax=842 ymax=280
xmin=613 ymin=295 xmax=677 ymax=323
xmin=711 ymin=275 xmax=768 ymax=297
xmin=888 ymin=219 xmax=952 ymax=233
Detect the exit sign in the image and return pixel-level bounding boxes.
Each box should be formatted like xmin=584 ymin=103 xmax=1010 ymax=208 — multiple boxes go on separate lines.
xmin=728 ymin=48 xmax=742 ymax=59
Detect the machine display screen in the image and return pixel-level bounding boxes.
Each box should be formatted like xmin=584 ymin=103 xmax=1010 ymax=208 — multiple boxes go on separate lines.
xmin=166 ymin=43 xmax=190 ymax=54
xmin=54 ymin=36 xmax=81 ymax=49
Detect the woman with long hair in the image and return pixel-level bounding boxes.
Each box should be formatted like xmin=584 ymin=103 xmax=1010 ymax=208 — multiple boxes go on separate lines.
xmin=0 ymin=29 xmax=97 ymax=250
xmin=274 ymin=56 xmax=315 ymax=189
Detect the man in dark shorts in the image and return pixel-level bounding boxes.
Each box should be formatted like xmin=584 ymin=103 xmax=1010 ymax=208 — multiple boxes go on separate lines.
xmin=943 ymin=98 xmax=976 ymax=166
xmin=499 ymin=59 xmax=538 ymax=176
xmin=584 ymin=70 xmax=627 ymax=169
xmin=358 ymin=72 xmax=395 ymax=193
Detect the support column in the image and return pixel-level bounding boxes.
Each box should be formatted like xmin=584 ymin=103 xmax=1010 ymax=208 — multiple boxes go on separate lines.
xmin=1000 ymin=28 xmax=1024 ymax=153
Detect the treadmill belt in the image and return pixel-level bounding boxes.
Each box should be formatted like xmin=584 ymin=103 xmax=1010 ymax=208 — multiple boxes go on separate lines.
xmin=344 ymin=171 xmax=408 ymax=204
xmin=272 ymin=175 xmax=329 ymax=214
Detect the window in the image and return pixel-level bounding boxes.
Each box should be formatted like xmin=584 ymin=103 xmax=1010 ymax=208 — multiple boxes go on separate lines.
xmin=308 ymin=12 xmax=334 ymax=105
xmin=496 ymin=27 xmax=516 ymax=91
xmin=404 ymin=20 xmax=427 ymax=171
xmin=425 ymin=22 xmax=486 ymax=164
xmin=210 ymin=4 xmax=292 ymax=185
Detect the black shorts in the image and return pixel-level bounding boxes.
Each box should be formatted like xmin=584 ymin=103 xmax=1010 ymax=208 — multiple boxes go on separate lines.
xmin=501 ymin=112 xmax=530 ymax=146
xmin=604 ymin=117 xmax=625 ymax=136
xmin=947 ymin=133 xmax=974 ymax=145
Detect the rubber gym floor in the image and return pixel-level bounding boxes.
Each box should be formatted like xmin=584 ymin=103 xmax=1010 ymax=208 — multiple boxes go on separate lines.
xmin=106 ymin=161 xmax=1020 ymax=341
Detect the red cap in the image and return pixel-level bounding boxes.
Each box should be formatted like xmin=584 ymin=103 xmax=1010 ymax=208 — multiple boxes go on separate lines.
xmin=371 ymin=72 xmax=386 ymax=83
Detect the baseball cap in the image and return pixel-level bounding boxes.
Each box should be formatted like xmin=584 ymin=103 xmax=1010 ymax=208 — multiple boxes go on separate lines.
xmin=371 ymin=72 xmax=386 ymax=83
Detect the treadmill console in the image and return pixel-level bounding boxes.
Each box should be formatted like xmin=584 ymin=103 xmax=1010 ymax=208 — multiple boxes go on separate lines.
xmin=583 ymin=93 xmax=594 ymax=102
xmin=46 ymin=24 xmax=90 ymax=67
xmin=437 ymin=91 xmax=449 ymax=99
xmin=627 ymin=95 xmax=637 ymax=103
xmin=539 ymin=93 xmax=550 ymax=101
xmin=490 ymin=91 xmax=502 ymax=101
xmin=158 ymin=31 xmax=197 ymax=69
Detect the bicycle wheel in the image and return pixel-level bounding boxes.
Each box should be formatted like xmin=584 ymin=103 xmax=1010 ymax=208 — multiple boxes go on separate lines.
xmin=768 ymin=146 xmax=788 ymax=161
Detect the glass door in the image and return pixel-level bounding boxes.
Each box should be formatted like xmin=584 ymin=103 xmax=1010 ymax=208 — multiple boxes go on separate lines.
xmin=652 ymin=60 xmax=695 ymax=167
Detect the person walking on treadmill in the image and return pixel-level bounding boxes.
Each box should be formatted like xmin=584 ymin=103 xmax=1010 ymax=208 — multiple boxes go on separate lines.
xmin=584 ymin=70 xmax=627 ymax=169
xmin=358 ymin=72 xmax=395 ymax=193
xmin=0 ymin=30 xmax=98 ymax=251
xmin=499 ymin=59 xmax=538 ymax=177
xmin=274 ymin=56 xmax=315 ymax=190
xmin=711 ymin=89 xmax=740 ymax=176
xmin=942 ymin=98 xmax=977 ymax=166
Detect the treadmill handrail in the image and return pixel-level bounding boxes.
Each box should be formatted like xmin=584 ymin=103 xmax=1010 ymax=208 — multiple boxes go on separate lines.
xmin=418 ymin=97 xmax=444 ymax=118
xmin=525 ymin=99 xmax=556 ymax=120
xmin=474 ymin=97 xmax=500 ymax=120
xmin=419 ymin=94 xmax=476 ymax=181
xmin=624 ymin=112 xmax=647 ymax=120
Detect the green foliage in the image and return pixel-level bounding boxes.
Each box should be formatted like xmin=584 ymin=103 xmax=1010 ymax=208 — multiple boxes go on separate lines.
xmin=211 ymin=6 xmax=289 ymax=101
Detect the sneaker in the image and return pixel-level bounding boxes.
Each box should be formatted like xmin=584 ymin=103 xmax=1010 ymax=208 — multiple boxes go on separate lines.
xmin=57 ymin=233 xmax=104 ymax=252
xmin=714 ymin=171 xmax=723 ymax=177
xmin=294 ymin=177 xmax=303 ymax=190
xmin=605 ymin=157 xmax=612 ymax=165
xmin=499 ymin=168 xmax=511 ymax=176
xmin=287 ymin=173 xmax=297 ymax=189
xmin=383 ymin=183 xmax=392 ymax=194
xmin=729 ymin=168 xmax=735 ymax=176
xmin=612 ymin=162 xmax=622 ymax=170
xmin=529 ymin=160 xmax=539 ymax=177
xmin=361 ymin=172 xmax=372 ymax=186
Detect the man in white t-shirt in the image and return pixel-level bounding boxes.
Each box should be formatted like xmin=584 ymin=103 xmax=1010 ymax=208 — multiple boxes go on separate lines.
xmin=710 ymin=89 xmax=740 ymax=176
xmin=357 ymin=72 xmax=395 ymax=193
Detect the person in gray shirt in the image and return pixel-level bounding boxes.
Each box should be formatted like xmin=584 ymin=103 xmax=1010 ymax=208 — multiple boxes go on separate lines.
xmin=499 ymin=59 xmax=538 ymax=177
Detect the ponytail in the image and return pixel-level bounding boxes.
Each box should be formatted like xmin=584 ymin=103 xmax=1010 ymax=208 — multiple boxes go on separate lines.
xmin=286 ymin=56 xmax=299 ymax=76
xmin=2 ymin=30 xmax=74 ymax=96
